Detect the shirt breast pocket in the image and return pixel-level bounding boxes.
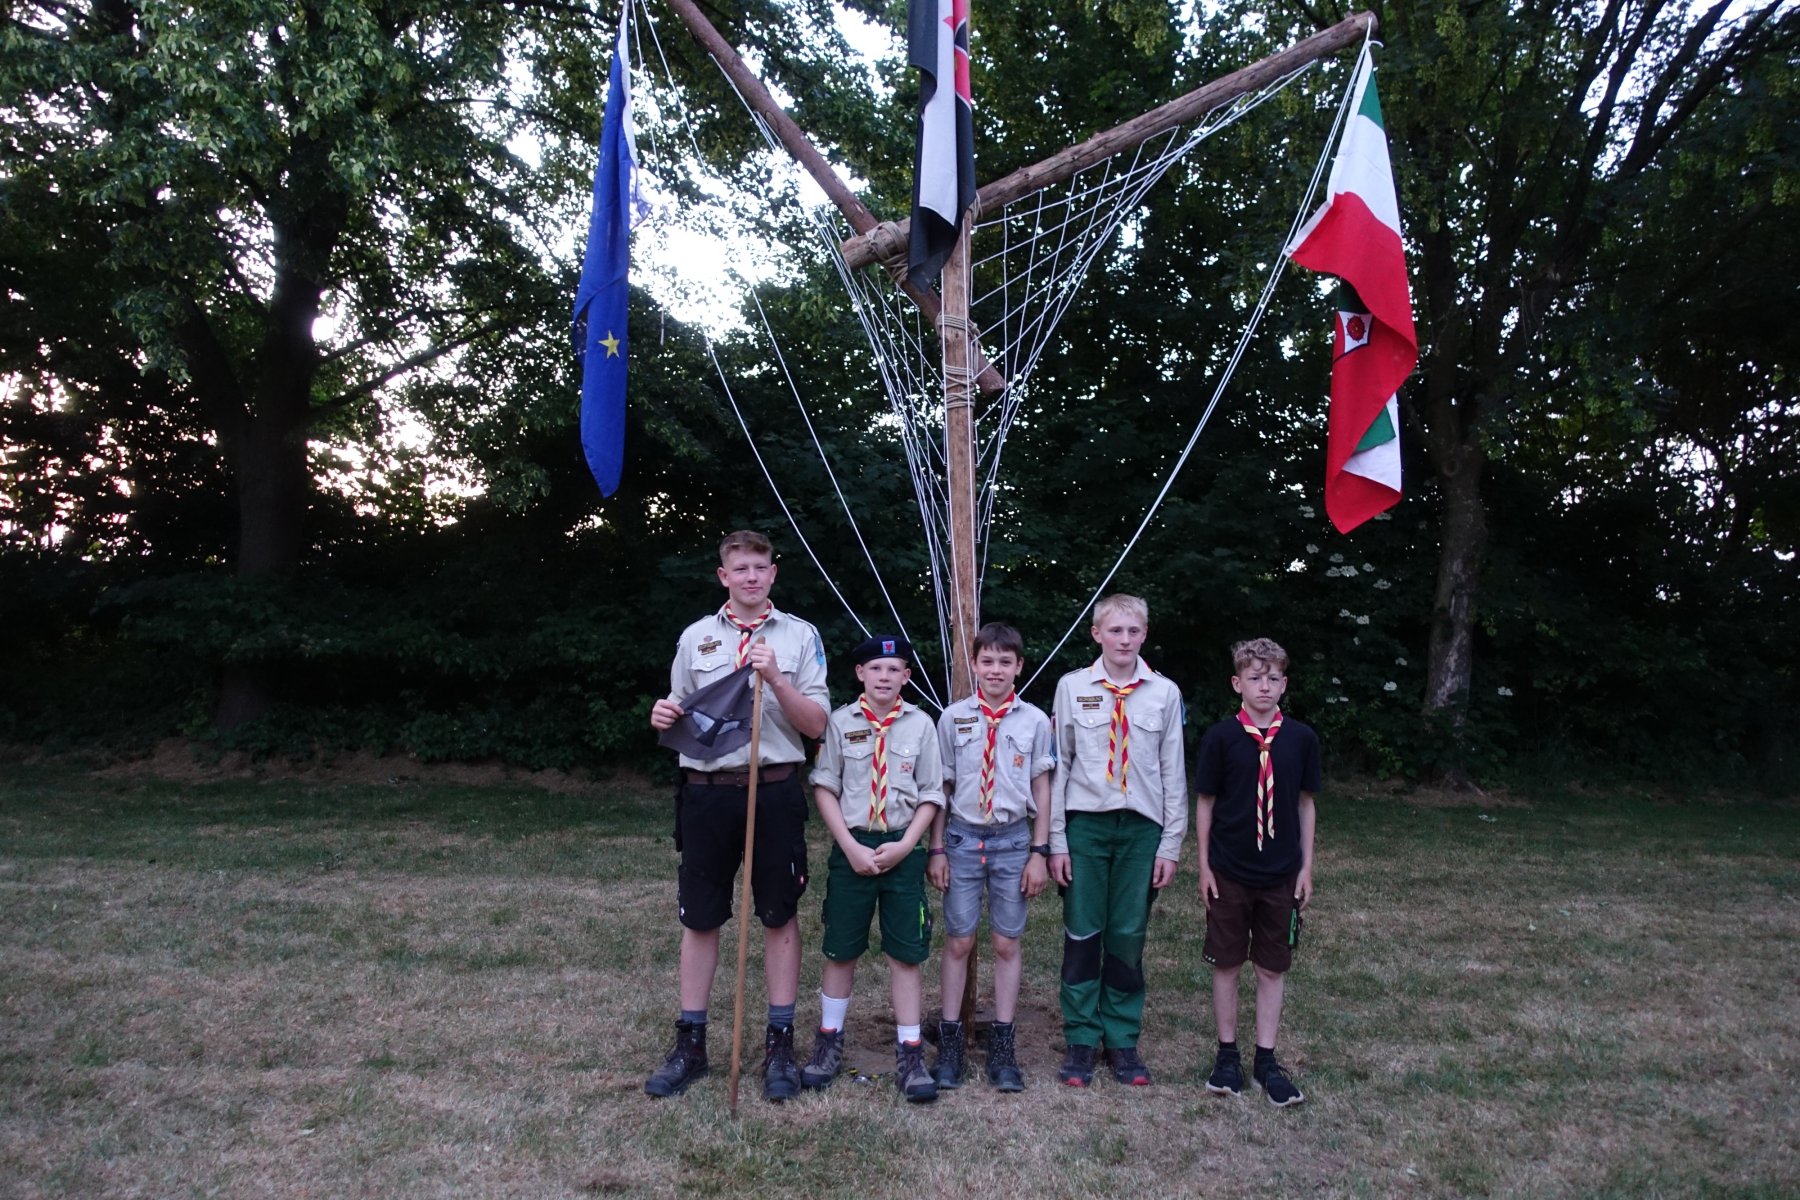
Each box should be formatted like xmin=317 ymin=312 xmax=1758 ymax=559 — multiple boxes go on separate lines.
xmin=891 ymin=740 xmax=921 ymax=778
xmin=1074 ymin=710 xmax=1111 ymax=752
xmin=841 ymin=740 xmax=875 ymax=797
xmin=690 ymin=649 xmax=732 ymax=681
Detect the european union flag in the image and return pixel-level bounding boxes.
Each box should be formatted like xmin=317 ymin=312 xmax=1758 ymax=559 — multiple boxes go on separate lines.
xmin=573 ymin=12 xmax=642 ymax=497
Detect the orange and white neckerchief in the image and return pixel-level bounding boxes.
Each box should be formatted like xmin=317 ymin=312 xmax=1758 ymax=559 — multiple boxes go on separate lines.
xmin=977 ymin=692 xmax=1016 ymax=822
xmin=1099 ymin=677 xmax=1144 ymax=791
xmin=723 ymin=605 xmax=770 ymax=667
xmin=1236 ymin=708 xmax=1283 ymax=851
xmin=859 ymin=696 xmax=901 ymax=831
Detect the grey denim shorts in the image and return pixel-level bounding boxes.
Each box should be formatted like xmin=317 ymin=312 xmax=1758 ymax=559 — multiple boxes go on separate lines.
xmin=942 ymin=816 xmax=1033 ymax=939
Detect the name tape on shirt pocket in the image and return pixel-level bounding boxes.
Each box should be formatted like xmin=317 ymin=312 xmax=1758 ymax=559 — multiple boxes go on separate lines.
xmin=698 ymin=639 xmax=722 ymax=656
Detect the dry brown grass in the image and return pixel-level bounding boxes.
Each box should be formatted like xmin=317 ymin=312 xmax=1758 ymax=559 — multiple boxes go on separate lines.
xmin=0 ymin=765 xmax=1795 ymax=1198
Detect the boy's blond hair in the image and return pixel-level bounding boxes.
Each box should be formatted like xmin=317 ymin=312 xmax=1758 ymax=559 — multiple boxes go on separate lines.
xmin=1092 ymin=593 xmax=1149 ymax=628
xmin=1232 ymin=638 xmax=1290 ymax=674
xmin=718 ymin=529 xmax=773 ymax=563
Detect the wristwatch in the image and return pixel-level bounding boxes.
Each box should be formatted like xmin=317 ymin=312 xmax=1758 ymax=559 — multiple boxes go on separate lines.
xmin=1031 ymin=843 xmax=1052 ymax=857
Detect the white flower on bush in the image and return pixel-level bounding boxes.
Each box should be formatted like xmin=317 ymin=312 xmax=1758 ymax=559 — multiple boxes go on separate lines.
xmin=1497 ymin=686 xmax=1514 ymax=697
xmin=1384 ymin=681 xmax=1397 ymax=692
xmin=1395 ymin=656 xmax=1407 ymax=666
xmin=1374 ymin=578 xmax=1392 ymax=590
xmin=1329 ymin=552 xmax=1344 ymax=564
xmin=1305 ymin=543 xmax=1320 ymax=554
xmin=1355 ymin=615 xmax=1370 ymax=626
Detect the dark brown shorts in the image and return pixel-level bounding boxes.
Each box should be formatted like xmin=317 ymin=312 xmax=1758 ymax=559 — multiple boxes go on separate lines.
xmin=1203 ymin=872 xmax=1300 ymax=973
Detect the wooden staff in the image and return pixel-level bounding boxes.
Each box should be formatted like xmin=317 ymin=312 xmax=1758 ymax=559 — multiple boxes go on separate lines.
xmin=726 ymin=654 xmax=768 ymax=1116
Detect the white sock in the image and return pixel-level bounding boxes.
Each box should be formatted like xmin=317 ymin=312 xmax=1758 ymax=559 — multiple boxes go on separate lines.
xmin=819 ymin=992 xmax=850 ymax=1032
xmin=896 ymin=1023 xmax=922 ymax=1044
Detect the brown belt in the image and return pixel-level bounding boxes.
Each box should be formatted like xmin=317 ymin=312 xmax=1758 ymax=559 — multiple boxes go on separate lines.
xmin=683 ymin=764 xmax=797 ymax=787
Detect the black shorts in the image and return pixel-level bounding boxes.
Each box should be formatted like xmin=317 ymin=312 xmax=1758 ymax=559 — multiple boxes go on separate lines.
xmin=675 ymin=772 xmax=809 ymax=932
xmin=1202 ymin=873 xmax=1300 ymax=973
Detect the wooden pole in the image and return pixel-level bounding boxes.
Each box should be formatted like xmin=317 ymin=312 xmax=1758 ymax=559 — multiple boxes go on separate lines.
xmin=840 ymin=12 xmax=1378 ymax=270
xmin=940 ymin=213 xmax=984 ymax=1030
xmin=661 ymin=0 xmax=1006 ymax=395
xmin=726 ymin=663 xmax=767 ymax=1117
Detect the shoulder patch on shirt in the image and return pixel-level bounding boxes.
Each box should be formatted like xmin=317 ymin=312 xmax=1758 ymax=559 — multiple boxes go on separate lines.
xmin=845 ymin=729 xmax=871 ymax=744
xmin=698 ymin=638 xmax=721 ymax=656
xmin=814 ymin=635 xmax=826 ymax=667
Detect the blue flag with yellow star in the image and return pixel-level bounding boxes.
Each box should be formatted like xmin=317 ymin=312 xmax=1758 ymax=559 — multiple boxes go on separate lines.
xmin=574 ymin=10 xmax=641 ymax=497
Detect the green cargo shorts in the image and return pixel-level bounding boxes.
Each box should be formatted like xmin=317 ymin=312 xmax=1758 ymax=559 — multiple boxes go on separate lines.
xmin=820 ymin=829 xmax=933 ymax=965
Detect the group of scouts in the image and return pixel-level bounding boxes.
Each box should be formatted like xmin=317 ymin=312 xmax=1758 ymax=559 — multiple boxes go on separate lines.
xmin=645 ymin=531 xmax=1321 ymax=1107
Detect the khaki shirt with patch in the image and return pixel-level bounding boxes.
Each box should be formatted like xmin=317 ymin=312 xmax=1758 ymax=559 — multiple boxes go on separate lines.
xmin=935 ymin=696 xmax=1054 ymax=827
xmin=667 ymin=604 xmax=829 ymax=771
xmin=811 ymin=701 xmax=945 ymax=832
xmin=1049 ymin=658 xmax=1188 ymax=861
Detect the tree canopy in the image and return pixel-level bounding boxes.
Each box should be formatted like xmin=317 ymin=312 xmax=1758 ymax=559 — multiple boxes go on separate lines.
xmin=2 ymin=0 xmax=1795 ymax=785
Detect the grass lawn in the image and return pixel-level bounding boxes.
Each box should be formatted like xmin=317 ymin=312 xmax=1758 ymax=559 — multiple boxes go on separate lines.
xmin=1 ymin=758 xmax=1795 ymax=1198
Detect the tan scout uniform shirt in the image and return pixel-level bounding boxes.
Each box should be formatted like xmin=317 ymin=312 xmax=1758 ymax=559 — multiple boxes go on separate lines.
xmin=1050 ymin=658 xmax=1188 ymax=861
xmin=935 ymin=696 xmax=1054 ymax=827
xmin=667 ymin=603 xmax=829 ymax=771
xmin=811 ymin=700 xmax=945 ymax=832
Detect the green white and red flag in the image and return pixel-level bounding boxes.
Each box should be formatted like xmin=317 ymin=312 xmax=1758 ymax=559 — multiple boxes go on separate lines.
xmin=1286 ymin=50 xmax=1416 ymax=534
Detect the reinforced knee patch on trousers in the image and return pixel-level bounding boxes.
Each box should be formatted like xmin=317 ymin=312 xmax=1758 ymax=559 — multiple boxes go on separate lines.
xmin=1102 ymin=951 xmax=1145 ymax=995
xmin=1061 ymin=930 xmax=1102 ymax=986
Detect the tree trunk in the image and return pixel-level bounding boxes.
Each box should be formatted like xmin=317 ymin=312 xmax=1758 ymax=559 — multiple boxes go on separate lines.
xmin=1424 ymin=443 xmax=1487 ymax=717
xmin=213 ymin=216 xmax=337 ymax=729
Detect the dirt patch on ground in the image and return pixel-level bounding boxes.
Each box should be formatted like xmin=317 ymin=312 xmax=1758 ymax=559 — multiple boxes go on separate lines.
xmin=74 ymin=738 xmax=625 ymax=794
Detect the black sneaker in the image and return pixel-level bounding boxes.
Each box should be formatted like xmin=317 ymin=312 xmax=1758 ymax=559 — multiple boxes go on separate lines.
xmin=1205 ymin=1048 xmax=1244 ymax=1096
xmin=760 ymin=1023 xmax=800 ymax=1102
xmin=644 ymin=1019 xmax=709 ymax=1097
xmin=932 ymin=1020 xmax=966 ymax=1089
xmin=1254 ymin=1055 xmax=1305 ymax=1107
xmin=896 ymin=1039 xmax=939 ymax=1103
xmin=1058 ymin=1044 xmax=1098 ymax=1088
xmin=1105 ymin=1045 xmax=1152 ymax=1086
xmin=800 ymin=1027 xmax=846 ymax=1091
xmin=986 ymin=1020 xmax=1024 ymax=1092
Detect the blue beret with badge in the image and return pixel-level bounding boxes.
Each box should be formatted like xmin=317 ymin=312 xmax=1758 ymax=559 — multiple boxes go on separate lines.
xmin=851 ymin=634 xmax=913 ymax=666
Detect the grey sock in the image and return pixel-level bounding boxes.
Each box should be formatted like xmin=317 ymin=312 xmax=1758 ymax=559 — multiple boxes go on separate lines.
xmin=680 ymin=1009 xmax=708 ymax=1026
xmin=767 ymin=1001 xmax=796 ymax=1030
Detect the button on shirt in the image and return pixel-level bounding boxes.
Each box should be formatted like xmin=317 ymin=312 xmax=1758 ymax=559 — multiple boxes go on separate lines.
xmin=667 ymin=604 xmax=829 ymax=771
xmin=1049 ymin=658 xmax=1188 ymax=861
xmin=811 ymin=701 xmax=946 ymax=832
xmin=935 ymin=696 xmax=1054 ymax=827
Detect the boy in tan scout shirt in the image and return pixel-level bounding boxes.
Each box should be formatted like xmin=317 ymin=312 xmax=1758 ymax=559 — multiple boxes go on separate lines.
xmin=645 ymin=530 xmax=830 ymax=1103
xmin=1048 ymin=593 xmax=1187 ymax=1088
xmin=927 ymin=622 xmax=1054 ymax=1091
xmin=802 ymin=634 xmax=946 ymax=1103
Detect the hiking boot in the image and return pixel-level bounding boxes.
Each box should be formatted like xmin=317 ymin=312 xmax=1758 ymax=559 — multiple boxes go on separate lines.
xmin=1105 ymin=1045 xmax=1152 ymax=1086
xmin=643 ymin=1019 xmax=708 ymax=1097
xmin=986 ymin=1020 xmax=1024 ymax=1092
xmin=1205 ymin=1047 xmax=1244 ymax=1096
xmin=800 ymin=1027 xmax=846 ymax=1091
xmin=932 ymin=1020 xmax=966 ymax=1089
xmin=895 ymin=1039 xmax=939 ymax=1103
xmin=759 ymin=1023 xmax=800 ymax=1102
xmin=1254 ymin=1054 xmax=1305 ymax=1107
xmin=1058 ymin=1043 xmax=1098 ymax=1088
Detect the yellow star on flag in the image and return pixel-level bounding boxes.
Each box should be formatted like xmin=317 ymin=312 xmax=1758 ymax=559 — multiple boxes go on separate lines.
xmin=601 ymin=330 xmax=621 ymax=358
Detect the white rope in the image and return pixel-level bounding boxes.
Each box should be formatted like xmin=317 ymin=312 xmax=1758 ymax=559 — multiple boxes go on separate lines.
xmin=1023 ymin=46 xmax=1367 ymax=691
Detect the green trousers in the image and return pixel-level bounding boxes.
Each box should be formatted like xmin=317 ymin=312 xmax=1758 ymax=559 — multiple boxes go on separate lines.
xmin=1059 ymin=810 xmax=1161 ymax=1049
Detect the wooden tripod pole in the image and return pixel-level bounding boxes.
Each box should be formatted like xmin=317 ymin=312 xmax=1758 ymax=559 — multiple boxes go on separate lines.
xmin=726 ymin=659 xmax=768 ymax=1117
xmin=942 ymin=215 xmax=983 ymax=1029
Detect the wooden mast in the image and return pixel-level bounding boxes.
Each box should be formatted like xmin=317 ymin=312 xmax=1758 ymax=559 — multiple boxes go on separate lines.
xmin=941 ymin=213 xmax=978 ymax=704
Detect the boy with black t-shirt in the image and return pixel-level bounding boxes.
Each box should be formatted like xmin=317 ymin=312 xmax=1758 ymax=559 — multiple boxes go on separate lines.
xmin=1193 ymin=638 xmax=1321 ymax=1107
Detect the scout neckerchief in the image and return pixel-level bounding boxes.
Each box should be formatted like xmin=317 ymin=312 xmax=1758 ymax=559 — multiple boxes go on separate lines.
xmin=1236 ymin=707 xmax=1283 ymax=851
xmin=1099 ymin=674 xmax=1145 ymax=792
xmin=859 ymin=696 xmax=901 ymax=832
xmin=723 ymin=604 xmax=770 ymax=667
xmin=977 ymin=691 xmax=1016 ymax=823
